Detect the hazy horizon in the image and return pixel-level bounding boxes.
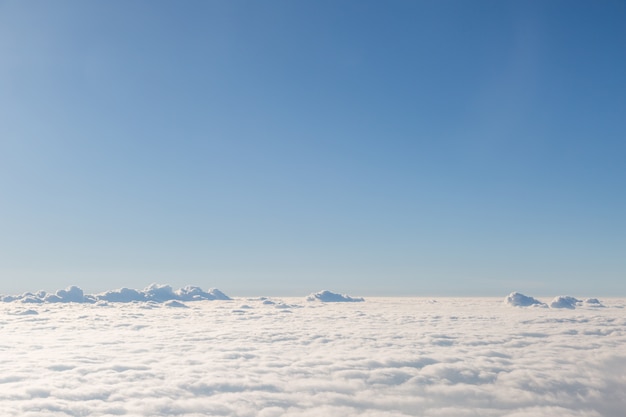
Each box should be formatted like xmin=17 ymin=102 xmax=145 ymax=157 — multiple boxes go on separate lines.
xmin=0 ymin=282 xmax=621 ymax=301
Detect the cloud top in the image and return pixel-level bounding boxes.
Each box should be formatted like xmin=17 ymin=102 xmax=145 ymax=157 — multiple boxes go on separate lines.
xmin=550 ymin=295 xmax=582 ymax=309
xmin=1 ymin=296 xmax=624 ymax=417
xmin=306 ymin=290 xmax=364 ymax=302
xmin=504 ymin=293 xmax=606 ymax=310
xmin=0 ymin=284 xmax=231 ymax=304
xmin=504 ymin=292 xmax=546 ymax=307
xmin=584 ymin=298 xmax=605 ymax=307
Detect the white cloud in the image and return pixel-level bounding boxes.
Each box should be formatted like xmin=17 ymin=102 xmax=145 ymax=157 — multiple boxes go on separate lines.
xmin=44 ymin=285 xmax=90 ymax=303
xmin=583 ymin=298 xmax=604 ymax=306
xmin=96 ymin=286 xmax=146 ymax=302
xmin=550 ymin=295 xmax=581 ymax=309
xmin=0 ymin=284 xmax=231 ymax=304
xmin=306 ymin=290 xmax=364 ymax=302
xmin=504 ymin=292 xmax=546 ymax=307
xmin=0 ymin=296 xmax=624 ymax=416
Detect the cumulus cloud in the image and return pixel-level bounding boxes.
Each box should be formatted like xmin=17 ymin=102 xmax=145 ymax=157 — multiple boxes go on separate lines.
xmin=504 ymin=291 xmax=546 ymax=307
xmin=550 ymin=295 xmax=582 ymax=309
xmin=96 ymin=287 xmax=146 ymax=302
xmin=175 ymin=285 xmax=230 ymax=301
xmin=0 ymin=296 xmax=624 ymax=416
xmin=0 ymin=284 xmax=231 ymax=304
xmin=504 ymin=293 xmax=608 ymax=310
xmin=584 ymin=298 xmax=605 ymax=307
xmin=306 ymin=290 xmax=365 ymax=302
xmin=44 ymin=285 xmax=93 ymax=303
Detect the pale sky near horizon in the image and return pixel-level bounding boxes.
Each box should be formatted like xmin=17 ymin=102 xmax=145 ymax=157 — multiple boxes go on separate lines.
xmin=1 ymin=1 xmax=624 ymax=296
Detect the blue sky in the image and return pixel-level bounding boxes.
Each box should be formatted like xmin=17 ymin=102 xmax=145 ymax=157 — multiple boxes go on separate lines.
xmin=1 ymin=1 xmax=624 ymax=296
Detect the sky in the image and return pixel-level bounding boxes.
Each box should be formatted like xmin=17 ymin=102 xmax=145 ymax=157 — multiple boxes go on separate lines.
xmin=0 ymin=0 xmax=624 ymax=296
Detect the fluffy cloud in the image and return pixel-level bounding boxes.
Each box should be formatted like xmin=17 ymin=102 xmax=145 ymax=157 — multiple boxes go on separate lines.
xmin=306 ymin=290 xmax=364 ymax=302
xmin=583 ymin=298 xmax=605 ymax=307
xmin=44 ymin=285 xmax=91 ymax=303
xmin=550 ymin=295 xmax=581 ymax=309
xmin=0 ymin=296 xmax=624 ymax=416
xmin=505 ymin=293 xmax=608 ymax=310
xmin=96 ymin=287 xmax=146 ymax=302
xmin=504 ymin=292 xmax=546 ymax=307
xmin=0 ymin=284 xmax=231 ymax=304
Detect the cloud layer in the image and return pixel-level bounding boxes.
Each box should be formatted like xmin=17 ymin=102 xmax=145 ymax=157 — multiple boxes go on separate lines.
xmin=1 ymin=296 xmax=625 ymax=416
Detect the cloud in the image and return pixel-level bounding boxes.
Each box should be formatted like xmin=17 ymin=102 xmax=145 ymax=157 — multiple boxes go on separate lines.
xmin=0 ymin=284 xmax=231 ymax=304
xmin=504 ymin=292 xmax=546 ymax=307
xmin=96 ymin=287 xmax=146 ymax=303
xmin=163 ymin=300 xmax=188 ymax=308
xmin=306 ymin=290 xmax=365 ymax=302
xmin=175 ymin=285 xmax=230 ymax=301
xmin=583 ymin=298 xmax=605 ymax=307
xmin=550 ymin=296 xmax=581 ymax=309
xmin=44 ymin=286 xmax=93 ymax=303
xmin=0 ymin=297 xmax=624 ymax=416
xmin=504 ymin=293 xmax=607 ymax=310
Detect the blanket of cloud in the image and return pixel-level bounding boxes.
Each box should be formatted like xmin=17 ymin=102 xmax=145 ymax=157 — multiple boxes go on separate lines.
xmin=1 ymin=296 xmax=625 ymax=417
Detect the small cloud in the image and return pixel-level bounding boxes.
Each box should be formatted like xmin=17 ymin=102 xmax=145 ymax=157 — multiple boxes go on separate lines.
xmin=176 ymin=286 xmax=231 ymax=301
xmin=163 ymin=300 xmax=188 ymax=308
xmin=20 ymin=294 xmax=44 ymax=304
xmin=504 ymin=292 xmax=546 ymax=307
xmin=45 ymin=286 xmax=94 ymax=303
xmin=550 ymin=296 xmax=581 ymax=309
xmin=97 ymin=287 xmax=146 ymax=303
xmin=306 ymin=290 xmax=364 ymax=302
xmin=144 ymin=283 xmax=177 ymax=302
xmin=583 ymin=298 xmax=605 ymax=307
